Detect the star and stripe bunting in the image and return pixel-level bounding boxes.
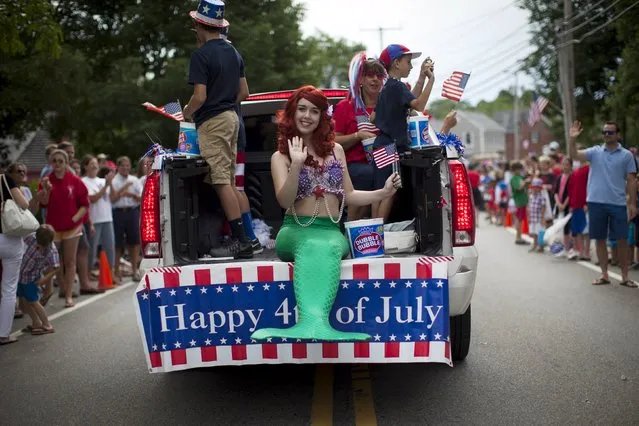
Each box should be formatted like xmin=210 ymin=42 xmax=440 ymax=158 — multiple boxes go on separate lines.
xmin=441 ymin=71 xmax=471 ymax=102
xmin=134 ymin=257 xmax=453 ymax=372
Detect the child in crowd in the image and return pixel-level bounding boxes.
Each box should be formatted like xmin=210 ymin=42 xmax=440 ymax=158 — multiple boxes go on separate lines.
xmin=527 ymin=178 xmax=547 ymax=253
xmin=567 ymin=162 xmax=590 ymax=260
xmin=495 ymin=171 xmax=509 ymax=226
xmin=510 ymin=161 xmax=530 ymax=245
xmin=17 ymin=225 xmax=60 ymax=335
xmin=485 ymin=178 xmax=497 ymax=224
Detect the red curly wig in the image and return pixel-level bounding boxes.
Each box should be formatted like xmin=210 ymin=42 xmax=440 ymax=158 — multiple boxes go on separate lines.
xmin=276 ymin=85 xmax=335 ymax=168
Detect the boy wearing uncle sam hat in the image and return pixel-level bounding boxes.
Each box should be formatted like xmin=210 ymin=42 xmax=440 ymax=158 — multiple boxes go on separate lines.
xmin=371 ymin=44 xmax=435 ymax=221
xmin=183 ymin=0 xmax=253 ymax=259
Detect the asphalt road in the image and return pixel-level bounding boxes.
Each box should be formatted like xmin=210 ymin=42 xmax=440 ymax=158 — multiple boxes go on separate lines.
xmin=1 ymin=222 xmax=638 ymax=425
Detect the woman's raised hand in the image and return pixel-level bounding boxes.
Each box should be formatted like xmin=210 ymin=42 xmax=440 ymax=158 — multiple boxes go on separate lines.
xmin=288 ymin=136 xmax=307 ymax=165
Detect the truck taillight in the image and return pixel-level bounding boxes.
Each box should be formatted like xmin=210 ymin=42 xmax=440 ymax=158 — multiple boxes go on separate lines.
xmin=140 ymin=171 xmax=161 ymax=258
xmin=449 ymin=160 xmax=475 ymax=247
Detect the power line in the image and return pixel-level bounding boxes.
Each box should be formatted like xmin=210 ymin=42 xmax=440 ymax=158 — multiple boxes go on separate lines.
xmin=462 ymin=58 xmax=527 ymax=97
xmin=563 ymin=0 xmax=607 ymax=25
xmin=447 ymin=25 xmax=526 ymax=56
xmin=558 ymin=0 xmax=622 ymax=37
xmin=463 ymin=72 xmax=516 ymax=99
xmin=557 ymin=0 xmax=639 ymax=48
xmin=456 ymin=0 xmax=517 ymax=26
xmin=463 ymin=39 xmax=531 ymax=73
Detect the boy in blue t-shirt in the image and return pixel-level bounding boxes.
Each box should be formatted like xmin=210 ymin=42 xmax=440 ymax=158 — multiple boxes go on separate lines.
xmin=372 ymin=44 xmax=435 ymax=220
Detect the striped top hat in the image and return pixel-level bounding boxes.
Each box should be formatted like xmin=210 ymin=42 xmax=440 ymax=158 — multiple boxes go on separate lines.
xmin=189 ymin=0 xmax=230 ymax=28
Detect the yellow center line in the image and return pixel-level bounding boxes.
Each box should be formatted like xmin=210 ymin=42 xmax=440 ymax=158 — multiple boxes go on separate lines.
xmin=311 ymin=364 xmax=334 ymax=425
xmin=351 ymin=364 xmax=378 ymax=426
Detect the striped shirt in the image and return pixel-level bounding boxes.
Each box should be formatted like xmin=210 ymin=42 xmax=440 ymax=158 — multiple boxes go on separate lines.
xmin=528 ymin=192 xmax=546 ymax=224
xmin=20 ymin=234 xmax=60 ymax=284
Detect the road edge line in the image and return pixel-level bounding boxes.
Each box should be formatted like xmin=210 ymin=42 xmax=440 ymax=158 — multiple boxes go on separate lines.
xmin=503 ymin=227 xmax=624 ymax=281
xmin=10 ymin=280 xmax=137 ymax=339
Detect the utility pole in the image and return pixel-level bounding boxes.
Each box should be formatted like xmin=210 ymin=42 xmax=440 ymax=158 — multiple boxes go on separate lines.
xmin=513 ymin=72 xmax=520 ymax=160
xmin=362 ymin=26 xmax=401 ymax=52
xmin=558 ymin=0 xmax=577 ymax=148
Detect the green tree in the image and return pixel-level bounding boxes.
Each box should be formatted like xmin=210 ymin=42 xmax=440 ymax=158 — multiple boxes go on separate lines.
xmin=608 ymin=0 xmax=639 ymax=144
xmin=302 ymin=32 xmax=366 ymax=88
xmin=427 ymin=99 xmax=472 ymax=119
xmin=518 ymin=0 xmax=624 ymax=139
xmin=36 ymin=0 xmax=367 ymax=161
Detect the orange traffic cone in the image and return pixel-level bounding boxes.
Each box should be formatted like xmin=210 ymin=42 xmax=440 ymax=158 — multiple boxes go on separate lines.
xmin=504 ymin=212 xmax=512 ymax=227
xmin=98 ymin=251 xmax=114 ymax=290
xmin=521 ymin=216 xmax=529 ymax=235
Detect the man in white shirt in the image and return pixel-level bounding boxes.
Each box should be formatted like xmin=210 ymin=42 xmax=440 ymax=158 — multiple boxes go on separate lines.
xmin=110 ymin=156 xmax=142 ymax=281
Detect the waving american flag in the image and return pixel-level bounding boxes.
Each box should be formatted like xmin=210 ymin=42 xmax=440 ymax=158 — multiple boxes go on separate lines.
xmin=441 ymin=71 xmax=471 ymax=102
xmin=143 ymin=101 xmax=184 ymax=122
xmin=527 ymin=93 xmax=549 ymax=127
xmin=373 ymin=144 xmax=400 ymax=169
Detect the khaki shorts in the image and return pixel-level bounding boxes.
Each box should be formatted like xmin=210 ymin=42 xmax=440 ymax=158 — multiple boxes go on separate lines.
xmin=198 ymin=110 xmax=239 ymax=186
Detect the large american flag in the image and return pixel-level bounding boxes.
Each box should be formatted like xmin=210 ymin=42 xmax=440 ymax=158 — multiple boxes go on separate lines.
xmin=527 ymin=93 xmax=549 ymax=127
xmin=143 ymin=101 xmax=184 ymax=121
xmin=441 ymin=71 xmax=471 ymax=102
xmin=372 ymin=144 xmax=399 ymax=169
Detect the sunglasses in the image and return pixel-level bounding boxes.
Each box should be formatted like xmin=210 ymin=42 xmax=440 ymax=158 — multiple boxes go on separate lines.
xmin=602 ymin=130 xmax=617 ymax=136
xmin=15 ymin=169 xmax=26 ymax=174
xmin=52 ymin=158 xmax=65 ymax=164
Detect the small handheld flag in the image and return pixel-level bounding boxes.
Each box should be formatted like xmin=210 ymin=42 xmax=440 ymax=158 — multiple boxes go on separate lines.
xmin=142 ymin=101 xmax=184 ymax=122
xmin=441 ymin=71 xmax=471 ymax=102
xmin=527 ymin=93 xmax=549 ymax=127
xmin=373 ymin=144 xmax=400 ymax=169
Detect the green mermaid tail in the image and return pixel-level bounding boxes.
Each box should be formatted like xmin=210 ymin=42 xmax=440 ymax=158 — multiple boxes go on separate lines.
xmin=251 ymin=216 xmax=371 ymax=342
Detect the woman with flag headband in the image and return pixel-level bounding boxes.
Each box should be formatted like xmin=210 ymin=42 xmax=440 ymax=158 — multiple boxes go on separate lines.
xmin=333 ymin=52 xmax=387 ymax=221
xmin=251 ymin=86 xmax=401 ymax=342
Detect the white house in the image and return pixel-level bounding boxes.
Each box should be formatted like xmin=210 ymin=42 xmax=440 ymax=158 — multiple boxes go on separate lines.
xmin=430 ymin=111 xmax=506 ymax=159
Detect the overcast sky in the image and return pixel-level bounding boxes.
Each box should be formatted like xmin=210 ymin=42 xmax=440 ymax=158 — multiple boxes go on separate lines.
xmin=297 ymin=0 xmax=535 ymax=105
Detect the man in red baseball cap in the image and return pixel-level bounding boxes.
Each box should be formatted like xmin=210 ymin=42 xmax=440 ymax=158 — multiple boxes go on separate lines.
xmin=370 ymin=44 xmax=435 ymax=221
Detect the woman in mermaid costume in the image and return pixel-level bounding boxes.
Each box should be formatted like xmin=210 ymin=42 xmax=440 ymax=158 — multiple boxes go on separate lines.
xmin=251 ymin=86 xmax=401 ymax=342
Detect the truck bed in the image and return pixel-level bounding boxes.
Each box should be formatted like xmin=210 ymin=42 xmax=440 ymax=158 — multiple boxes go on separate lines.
xmin=196 ymin=248 xmax=430 ymax=264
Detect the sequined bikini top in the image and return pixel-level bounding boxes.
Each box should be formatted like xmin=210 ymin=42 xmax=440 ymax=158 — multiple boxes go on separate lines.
xmin=296 ymin=151 xmax=344 ymax=201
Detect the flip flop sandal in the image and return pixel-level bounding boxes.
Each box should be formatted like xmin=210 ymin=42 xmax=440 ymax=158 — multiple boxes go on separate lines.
xmin=21 ymin=325 xmax=41 ymax=333
xmin=592 ymin=278 xmax=611 ymax=285
xmin=619 ymin=280 xmax=638 ymax=288
xmin=31 ymin=327 xmax=55 ymax=335
xmin=64 ymin=301 xmax=76 ymax=308
xmin=0 ymin=337 xmax=18 ymax=346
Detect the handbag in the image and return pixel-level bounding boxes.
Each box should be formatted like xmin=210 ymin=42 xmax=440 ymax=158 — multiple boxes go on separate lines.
xmin=0 ymin=174 xmax=39 ymax=237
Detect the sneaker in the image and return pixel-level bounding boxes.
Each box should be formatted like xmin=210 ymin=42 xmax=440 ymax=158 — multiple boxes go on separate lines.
xmin=567 ymin=250 xmax=579 ymax=260
xmin=209 ymin=239 xmax=254 ymax=260
xmin=554 ymin=249 xmax=566 ymax=258
xmin=251 ymin=239 xmax=264 ymax=255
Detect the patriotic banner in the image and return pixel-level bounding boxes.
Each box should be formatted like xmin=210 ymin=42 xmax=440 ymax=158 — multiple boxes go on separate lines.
xmin=441 ymin=71 xmax=471 ymax=102
xmin=134 ymin=257 xmax=453 ymax=373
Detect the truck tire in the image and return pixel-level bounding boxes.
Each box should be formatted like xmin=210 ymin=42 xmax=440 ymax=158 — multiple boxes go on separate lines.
xmin=450 ymin=305 xmax=471 ymax=362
